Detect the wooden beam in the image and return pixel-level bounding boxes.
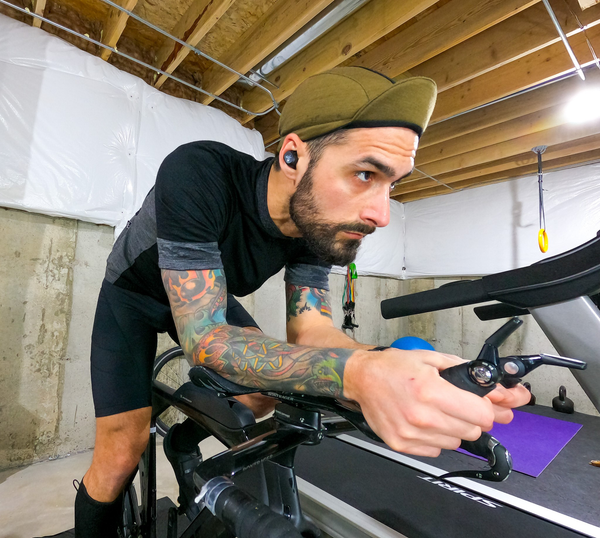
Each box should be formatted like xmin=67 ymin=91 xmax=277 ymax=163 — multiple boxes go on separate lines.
xmin=32 ymin=0 xmax=46 ymax=28
xmin=240 ymin=0 xmax=439 ymax=118
xmin=255 ymin=3 xmax=600 ymax=146
xmin=579 ymin=0 xmax=600 ymax=9
xmin=417 ymin=119 xmax=600 ymax=178
xmin=397 ymin=132 xmax=600 ymax=194
xmin=153 ymin=0 xmax=235 ymax=89
xmin=409 ymin=0 xmax=600 ymax=92
xmin=100 ymin=0 xmax=138 ymax=61
xmin=417 ymin=104 xmax=572 ymax=167
xmin=198 ymin=0 xmax=335 ymax=106
xmin=395 ymin=145 xmax=600 ymax=202
xmin=431 ymin=22 xmax=600 ymax=123
xmin=350 ymin=0 xmax=537 ymax=78
xmin=420 ymin=68 xmax=600 ymax=148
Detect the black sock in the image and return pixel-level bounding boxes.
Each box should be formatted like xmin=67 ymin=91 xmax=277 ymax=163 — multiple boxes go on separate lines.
xmin=74 ymin=479 xmax=123 ymax=538
xmin=170 ymin=419 xmax=210 ymax=454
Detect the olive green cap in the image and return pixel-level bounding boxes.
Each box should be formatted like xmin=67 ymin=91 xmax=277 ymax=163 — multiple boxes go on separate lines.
xmin=278 ymin=67 xmax=437 ymax=147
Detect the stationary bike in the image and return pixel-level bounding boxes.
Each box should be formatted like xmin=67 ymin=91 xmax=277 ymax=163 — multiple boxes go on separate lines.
xmin=120 ymin=318 xmax=585 ymax=538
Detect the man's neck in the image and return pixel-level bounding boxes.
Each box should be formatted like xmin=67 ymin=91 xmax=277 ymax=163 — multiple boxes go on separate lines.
xmin=267 ymin=165 xmax=302 ymax=238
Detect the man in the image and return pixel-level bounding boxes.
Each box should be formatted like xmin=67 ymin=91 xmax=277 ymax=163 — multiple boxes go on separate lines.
xmin=75 ymin=67 xmax=529 ymax=536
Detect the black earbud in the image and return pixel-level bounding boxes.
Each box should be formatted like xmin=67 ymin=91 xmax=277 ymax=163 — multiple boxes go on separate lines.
xmin=283 ymin=150 xmax=298 ymax=169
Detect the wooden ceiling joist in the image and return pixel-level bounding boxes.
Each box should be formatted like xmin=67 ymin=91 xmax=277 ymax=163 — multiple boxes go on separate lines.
xmin=579 ymin=0 xmax=600 ymax=9
xmin=432 ymin=22 xmax=600 ymax=123
xmin=395 ymin=143 xmax=600 ymax=202
xmin=396 ymin=131 xmax=600 ymax=196
xmin=32 ymin=0 xmax=47 ymax=28
xmin=350 ymin=0 xmax=538 ymax=79
xmin=197 ymin=0 xmax=335 ymax=107
xmin=153 ymin=0 xmax=235 ymax=89
xmin=417 ymin=118 xmax=600 ymax=178
xmin=253 ymin=0 xmax=600 ymax=147
xmin=420 ymin=68 xmax=600 ymax=149
xmin=407 ymin=0 xmax=600 ymax=93
xmin=417 ymin=104 xmax=581 ymax=166
xmin=240 ymin=0 xmax=440 ymax=120
xmin=100 ymin=0 xmax=138 ymax=61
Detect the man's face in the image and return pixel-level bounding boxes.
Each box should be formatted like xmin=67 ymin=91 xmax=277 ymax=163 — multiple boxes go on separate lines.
xmin=289 ymin=127 xmax=418 ymax=266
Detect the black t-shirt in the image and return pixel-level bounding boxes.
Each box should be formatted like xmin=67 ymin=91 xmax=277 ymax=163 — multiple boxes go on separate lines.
xmin=105 ymin=141 xmax=330 ymax=305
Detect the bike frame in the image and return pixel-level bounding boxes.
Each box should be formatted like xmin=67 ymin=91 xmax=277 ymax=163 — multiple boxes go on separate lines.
xmin=135 ymin=377 xmax=351 ymax=537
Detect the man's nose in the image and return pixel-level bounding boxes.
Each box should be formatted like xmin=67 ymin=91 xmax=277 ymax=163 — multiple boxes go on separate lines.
xmin=360 ymin=187 xmax=390 ymax=228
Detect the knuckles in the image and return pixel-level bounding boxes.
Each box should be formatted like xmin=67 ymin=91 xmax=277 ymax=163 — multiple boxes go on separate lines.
xmin=402 ymin=408 xmax=437 ymax=431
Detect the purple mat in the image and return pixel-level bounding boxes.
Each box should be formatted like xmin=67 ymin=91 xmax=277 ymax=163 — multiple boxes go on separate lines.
xmin=458 ymin=410 xmax=582 ymax=477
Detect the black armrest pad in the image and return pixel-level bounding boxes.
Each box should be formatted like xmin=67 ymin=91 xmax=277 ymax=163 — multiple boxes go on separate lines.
xmin=189 ymin=366 xmax=260 ymax=397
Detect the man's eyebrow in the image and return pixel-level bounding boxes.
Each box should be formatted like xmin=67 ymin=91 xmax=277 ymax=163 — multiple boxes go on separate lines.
xmin=356 ymin=157 xmax=396 ymax=178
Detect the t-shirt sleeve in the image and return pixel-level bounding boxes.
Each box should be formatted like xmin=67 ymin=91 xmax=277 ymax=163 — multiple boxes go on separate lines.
xmin=284 ymin=247 xmax=331 ymax=291
xmin=155 ymin=143 xmax=232 ymax=271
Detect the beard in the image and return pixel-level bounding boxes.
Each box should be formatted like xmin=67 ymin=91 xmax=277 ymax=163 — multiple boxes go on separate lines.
xmin=289 ymin=164 xmax=375 ymax=266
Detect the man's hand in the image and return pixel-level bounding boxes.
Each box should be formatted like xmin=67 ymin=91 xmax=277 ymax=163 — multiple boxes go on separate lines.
xmin=343 ymin=348 xmax=530 ymax=457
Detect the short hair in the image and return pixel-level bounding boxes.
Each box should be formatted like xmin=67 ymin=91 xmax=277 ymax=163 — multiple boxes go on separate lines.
xmin=272 ymin=130 xmax=348 ymax=171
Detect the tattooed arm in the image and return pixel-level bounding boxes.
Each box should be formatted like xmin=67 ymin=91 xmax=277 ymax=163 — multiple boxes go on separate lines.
xmin=285 ymin=284 xmax=373 ymax=349
xmin=162 ymin=268 xmax=361 ymax=398
xmin=162 ymin=268 xmax=530 ymax=455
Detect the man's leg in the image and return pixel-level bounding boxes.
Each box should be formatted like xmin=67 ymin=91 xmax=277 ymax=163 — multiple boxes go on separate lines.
xmin=84 ymin=408 xmax=151 ymax=501
xmin=78 ymin=280 xmax=169 ymax=537
xmin=75 ymin=408 xmax=151 ymax=538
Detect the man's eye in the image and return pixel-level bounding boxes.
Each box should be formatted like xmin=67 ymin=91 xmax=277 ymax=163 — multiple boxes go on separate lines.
xmin=356 ymin=171 xmax=372 ymax=182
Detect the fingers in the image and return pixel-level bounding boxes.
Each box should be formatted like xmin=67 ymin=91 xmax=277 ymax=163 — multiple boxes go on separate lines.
xmin=487 ymin=383 xmax=531 ymax=408
xmin=430 ymin=374 xmax=496 ymax=430
xmin=490 ymin=405 xmax=514 ymax=425
xmin=361 ymin=405 xmax=467 ymax=455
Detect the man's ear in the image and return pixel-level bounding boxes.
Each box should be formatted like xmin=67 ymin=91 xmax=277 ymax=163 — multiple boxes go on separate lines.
xmin=279 ymin=134 xmax=308 ymax=186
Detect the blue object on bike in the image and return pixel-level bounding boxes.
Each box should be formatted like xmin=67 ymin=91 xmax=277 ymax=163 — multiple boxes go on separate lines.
xmin=391 ymin=336 xmax=435 ymax=351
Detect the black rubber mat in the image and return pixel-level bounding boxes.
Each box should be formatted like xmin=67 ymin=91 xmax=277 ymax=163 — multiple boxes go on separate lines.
xmin=295 ymin=405 xmax=600 ymax=538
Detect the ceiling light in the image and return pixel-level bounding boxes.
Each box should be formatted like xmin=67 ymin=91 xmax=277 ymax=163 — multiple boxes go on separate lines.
xmin=564 ymin=88 xmax=600 ymax=123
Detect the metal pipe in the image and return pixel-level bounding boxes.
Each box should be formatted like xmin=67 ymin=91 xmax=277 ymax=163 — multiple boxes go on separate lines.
xmin=542 ymin=0 xmax=585 ymax=80
xmin=0 ymin=0 xmax=278 ymax=117
xmin=98 ymin=0 xmax=279 ymax=109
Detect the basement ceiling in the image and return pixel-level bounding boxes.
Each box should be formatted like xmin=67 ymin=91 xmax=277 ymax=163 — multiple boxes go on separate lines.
xmin=1 ymin=0 xmax=600 ymax=202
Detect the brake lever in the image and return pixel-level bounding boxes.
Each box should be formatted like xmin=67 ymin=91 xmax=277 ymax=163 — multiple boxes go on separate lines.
xmin=441 ymin=433 xmax=512 ymax=482
xmin=438 ymin=318 xmax=587 ymax=482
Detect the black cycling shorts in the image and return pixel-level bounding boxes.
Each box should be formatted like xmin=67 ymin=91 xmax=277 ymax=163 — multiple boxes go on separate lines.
xmin=90 ymin=279 xmax=259 ymax=418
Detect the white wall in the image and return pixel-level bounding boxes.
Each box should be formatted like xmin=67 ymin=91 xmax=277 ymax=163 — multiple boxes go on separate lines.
xmin=404 ymin=163 xmax=600 ymax=277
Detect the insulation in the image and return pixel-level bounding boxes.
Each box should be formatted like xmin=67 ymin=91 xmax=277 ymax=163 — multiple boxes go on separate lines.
xmin=405 ymin=163 xmax=600 ymax=277
xmin=0 ymin=14 xmax=265 ymax=232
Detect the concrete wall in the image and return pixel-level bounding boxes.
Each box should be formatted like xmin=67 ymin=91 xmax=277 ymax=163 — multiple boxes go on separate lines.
xmin=0 ymin=208 xmax=113 ymax=470
xmin=0 ymin=208 xmax=596 ymax=470
xmin=0 ymin=208 xmax=406 ymax=470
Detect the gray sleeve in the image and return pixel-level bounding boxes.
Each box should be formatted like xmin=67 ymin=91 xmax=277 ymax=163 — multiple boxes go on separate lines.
xmin=284 ymin=263 xmax=331 ymax=291
xmin=157 ymin=239 xmax=223 ymax=270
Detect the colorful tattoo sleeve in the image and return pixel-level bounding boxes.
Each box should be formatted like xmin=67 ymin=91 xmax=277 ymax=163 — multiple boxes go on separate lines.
xmin=286 ymin=285 xmax=333 ymax=323
xmin=162 ymin=269 xmax=351 ymax=398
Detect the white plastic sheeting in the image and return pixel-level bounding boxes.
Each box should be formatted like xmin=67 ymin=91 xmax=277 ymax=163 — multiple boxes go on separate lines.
xmin=0 ymin=14 xmax=265 ymax=231
xmin=405 ymin=163 xmax=600 ymax=277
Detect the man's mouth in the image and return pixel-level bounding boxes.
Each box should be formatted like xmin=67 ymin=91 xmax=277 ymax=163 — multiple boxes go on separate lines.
xmin=341 ymin=230 xmax=365 ymax=240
